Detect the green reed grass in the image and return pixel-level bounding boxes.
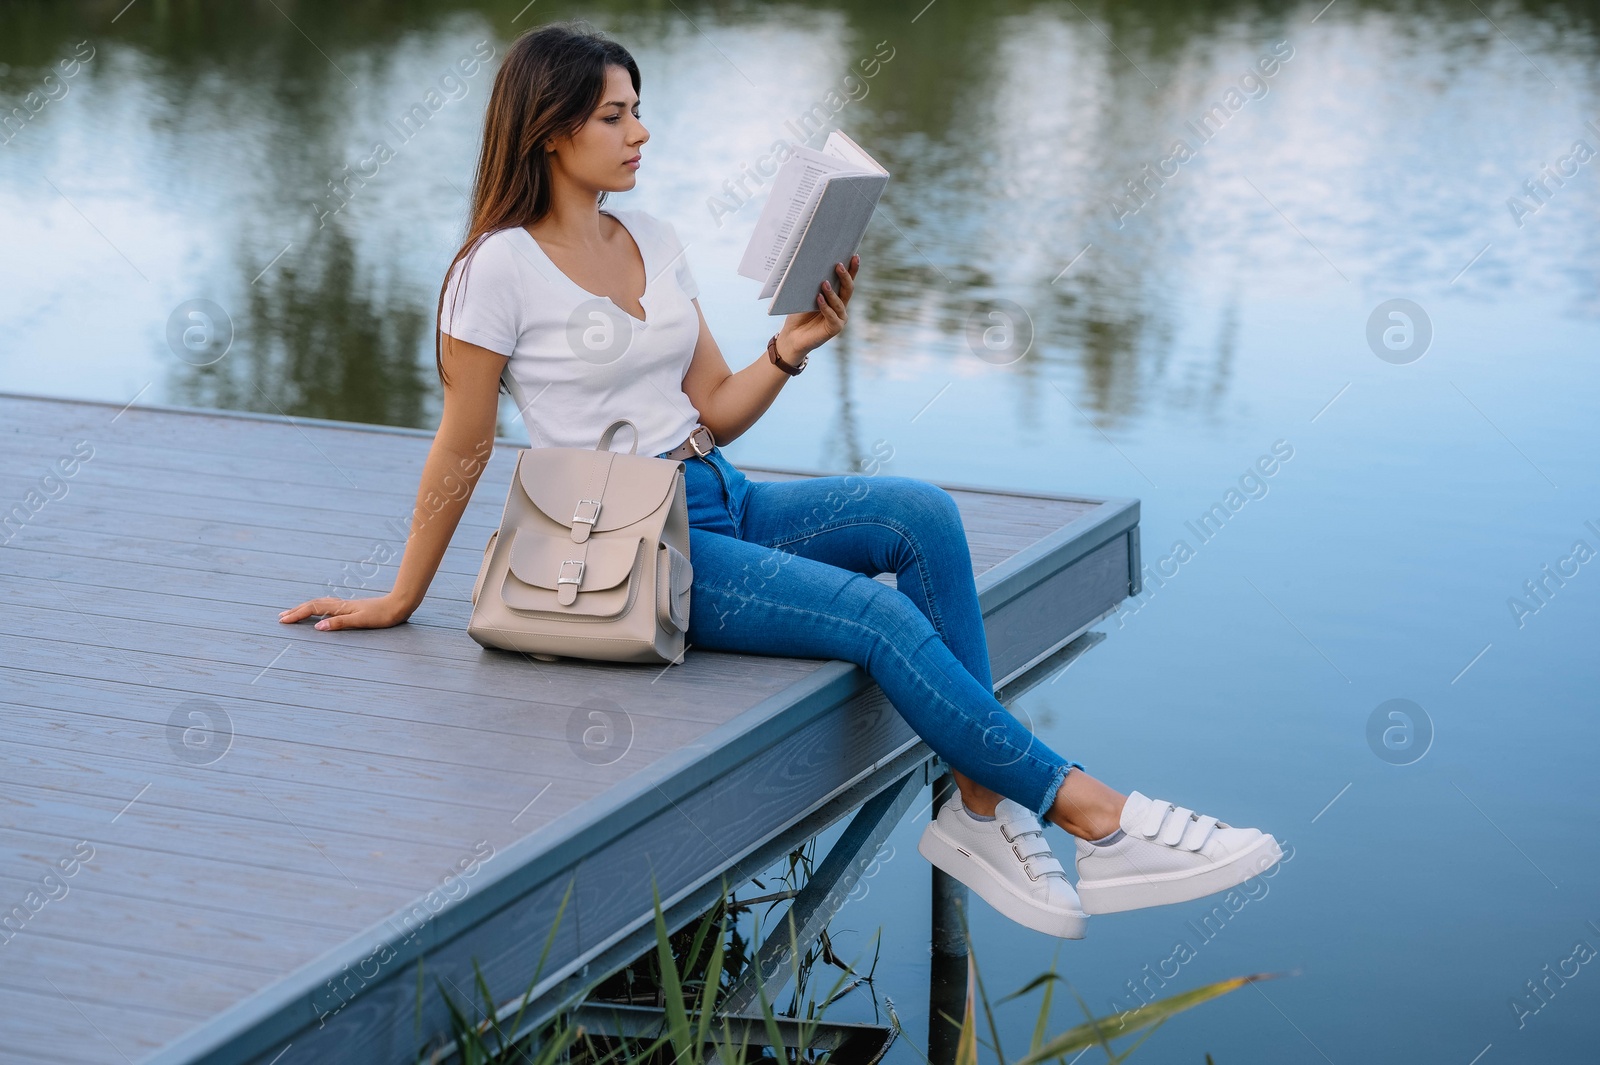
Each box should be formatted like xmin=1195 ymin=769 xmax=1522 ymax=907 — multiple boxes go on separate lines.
xmin=414 ymin=870 xmax=1276 ymax=1065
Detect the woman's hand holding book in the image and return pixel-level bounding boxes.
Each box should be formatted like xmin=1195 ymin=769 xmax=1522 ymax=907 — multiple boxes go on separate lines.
xmin=779 ymin=255 xmax=860 ymax=361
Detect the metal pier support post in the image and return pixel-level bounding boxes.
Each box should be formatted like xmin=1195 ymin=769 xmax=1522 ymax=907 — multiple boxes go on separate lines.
xmin=928 ymin=771 xmax=969 ymax=960
xmin=928 ymin=769 xmax=968 ymax=1065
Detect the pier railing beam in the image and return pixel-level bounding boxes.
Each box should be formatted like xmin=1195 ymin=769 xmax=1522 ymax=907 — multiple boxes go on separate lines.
xmin=719 ymin=767 xmax=927 ymax=1018
xmin=568 ymin=1001 xmax=892 ymax=1059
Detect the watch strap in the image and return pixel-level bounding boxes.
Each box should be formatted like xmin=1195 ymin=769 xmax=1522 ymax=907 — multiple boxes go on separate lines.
xmin=767 ymin=333 xmax=806 ymax=376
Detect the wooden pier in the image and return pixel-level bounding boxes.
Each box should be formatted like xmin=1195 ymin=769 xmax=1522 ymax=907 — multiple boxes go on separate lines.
xmin=0 ymin=391 xmax=1140 ymax=1064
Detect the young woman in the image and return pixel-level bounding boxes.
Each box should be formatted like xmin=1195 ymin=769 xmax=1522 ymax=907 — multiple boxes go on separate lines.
xmin=279 ymin=22 xmax=1281 ymax=939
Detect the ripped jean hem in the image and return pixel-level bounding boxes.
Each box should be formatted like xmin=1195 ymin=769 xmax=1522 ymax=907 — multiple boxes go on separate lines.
xmin=1034 ymin=760 xmax=1084 ymax=821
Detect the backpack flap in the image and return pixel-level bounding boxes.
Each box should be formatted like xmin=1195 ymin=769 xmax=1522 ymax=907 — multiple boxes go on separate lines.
xmin=516 ymin=449 xmax=677 ymax=543
xmin=503 ymin=529 xmax=645 ymax=618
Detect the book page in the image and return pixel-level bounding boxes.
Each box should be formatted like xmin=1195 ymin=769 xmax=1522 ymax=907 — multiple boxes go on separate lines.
xmin=759 ymin=185 xmax=828 ymax=299
xmin=736 ymin=149 xmax=853 ymax=283
xmin=822 ymin=129 xmax=888 ymax=174
xmin=758 ymin=163 xmax=826 ymax=279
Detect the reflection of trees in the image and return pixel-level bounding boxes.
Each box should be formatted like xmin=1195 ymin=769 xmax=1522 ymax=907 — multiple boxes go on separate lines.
xmin=4 ymin=0 xmax=1597 ymax=430
xmin=171 ymin=227 xmax=432 ymax=427
xmin=821 ymin=331 xmax=865 ymax=473
xmin=818 ymin=0 xmax=1599 ymax=428
xmin=830 ymin=1 xmax=1167 ymax=428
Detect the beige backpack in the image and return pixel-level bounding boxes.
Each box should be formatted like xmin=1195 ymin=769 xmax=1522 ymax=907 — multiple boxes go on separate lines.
xmin=469 ymin=419 xmax=693 ymax=665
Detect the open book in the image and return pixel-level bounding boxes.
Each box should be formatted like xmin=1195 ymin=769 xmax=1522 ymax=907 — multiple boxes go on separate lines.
xmin=737 ymin=131 xmax=890 ymax=316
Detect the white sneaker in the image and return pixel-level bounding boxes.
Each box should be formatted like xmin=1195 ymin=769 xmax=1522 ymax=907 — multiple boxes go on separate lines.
xmin=1073 ymin=790 xmax=1283 ymax=915
xmin=917 ymin=795 xmax=1088 ymax=939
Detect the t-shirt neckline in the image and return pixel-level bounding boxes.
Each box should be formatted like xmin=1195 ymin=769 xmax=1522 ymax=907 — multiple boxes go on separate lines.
xmin=518 ymin=209 xmax=652 ymax=325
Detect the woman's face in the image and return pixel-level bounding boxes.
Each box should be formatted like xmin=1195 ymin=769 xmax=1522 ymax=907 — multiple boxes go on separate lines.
xmin=546 ymin=64 xmax=648 ymax=195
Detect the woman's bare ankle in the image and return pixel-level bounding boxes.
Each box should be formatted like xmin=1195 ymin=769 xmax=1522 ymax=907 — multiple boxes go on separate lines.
xmin=1046 ymin=770 xmax=1127 ymax=840
xmin=951 ymin=770 xmax=1001 ymax=817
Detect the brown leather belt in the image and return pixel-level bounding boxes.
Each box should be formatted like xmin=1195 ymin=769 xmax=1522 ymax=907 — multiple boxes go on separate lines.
xmin=660 ymin=424 xmax=716 ymax=461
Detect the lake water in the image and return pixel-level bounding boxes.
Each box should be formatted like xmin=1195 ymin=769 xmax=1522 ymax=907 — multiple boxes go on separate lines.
xmin=3 ymin=0 xmax=1598 ymax=1061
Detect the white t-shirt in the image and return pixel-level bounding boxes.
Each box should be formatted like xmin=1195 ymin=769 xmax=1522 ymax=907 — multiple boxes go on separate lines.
xmin=439 ymin=208 xmax=704 ymax=457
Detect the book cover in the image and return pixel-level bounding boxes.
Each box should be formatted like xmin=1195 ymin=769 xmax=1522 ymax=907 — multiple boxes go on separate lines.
xmin=737 ymin=132 xmax=890 ymax=316
xmin=765 ymin=172 xmax=887 ymax=315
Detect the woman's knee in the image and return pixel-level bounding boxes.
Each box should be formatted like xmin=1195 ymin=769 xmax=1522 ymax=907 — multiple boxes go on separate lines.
xmin=861 ymin=476 xmax=963 ymax=531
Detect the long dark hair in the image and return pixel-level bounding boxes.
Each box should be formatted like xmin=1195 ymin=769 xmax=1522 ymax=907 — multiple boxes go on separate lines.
xmin=435 ymin=22 xmax=640 ymax=389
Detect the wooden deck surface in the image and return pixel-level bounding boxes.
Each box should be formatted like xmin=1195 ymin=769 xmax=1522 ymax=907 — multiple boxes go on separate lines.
xmin=0 ymin=392 xmax=1138 ymax=1064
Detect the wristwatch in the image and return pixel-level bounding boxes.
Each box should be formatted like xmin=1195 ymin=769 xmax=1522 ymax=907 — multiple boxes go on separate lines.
xmin=767 ymin=333 xmax=808 ymax=376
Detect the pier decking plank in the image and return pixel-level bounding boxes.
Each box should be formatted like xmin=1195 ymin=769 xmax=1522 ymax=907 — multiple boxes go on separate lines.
xmin=0 ymin=392 xmax=1138 ymax=1064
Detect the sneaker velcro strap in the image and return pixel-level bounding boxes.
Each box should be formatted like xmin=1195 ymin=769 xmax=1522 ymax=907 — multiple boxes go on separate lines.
xmin=1011 ymin=838 xmax=1056 ymax=863
xmin=999 ymin=814 xmax=1043 ymax=843
xmin=1137 ymin=800 xmax=1177 ymax=839
xmin=1180 ymin=814 xmax=1219 ymax=851
xmin=1158 ymin=807 xmax=1197 ymax=847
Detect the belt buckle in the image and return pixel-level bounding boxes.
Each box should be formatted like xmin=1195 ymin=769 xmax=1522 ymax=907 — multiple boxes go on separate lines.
xmin=557 ymin=559 xmax=585 ymax=586
xmin=688 ymin=424 xmax=714 ymax=458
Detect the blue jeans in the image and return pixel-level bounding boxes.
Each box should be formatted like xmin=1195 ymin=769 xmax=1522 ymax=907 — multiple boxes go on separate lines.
xmin=654 ymin=445 xmax=1080 ymax=818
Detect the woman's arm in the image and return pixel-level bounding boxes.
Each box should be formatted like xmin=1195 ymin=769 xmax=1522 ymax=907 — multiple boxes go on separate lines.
xmin=279 ymin=334 xmax=509 ymax=631
xmin=682 ymin=256 xmax=858 ymax=446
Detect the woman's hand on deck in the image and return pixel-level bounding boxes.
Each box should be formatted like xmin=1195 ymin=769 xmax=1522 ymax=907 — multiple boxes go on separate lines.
xmin=278 ymin=592 xmax=412 ymax=631
xmin=779 ymin=254 xmax=859 ymax=359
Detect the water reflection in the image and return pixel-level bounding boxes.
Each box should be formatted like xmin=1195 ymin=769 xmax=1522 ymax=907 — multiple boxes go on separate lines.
xmin=7 ymin=0 xmax=1594 ymax=434
xmin=168 ymin=225 xmax=434 ymax=426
